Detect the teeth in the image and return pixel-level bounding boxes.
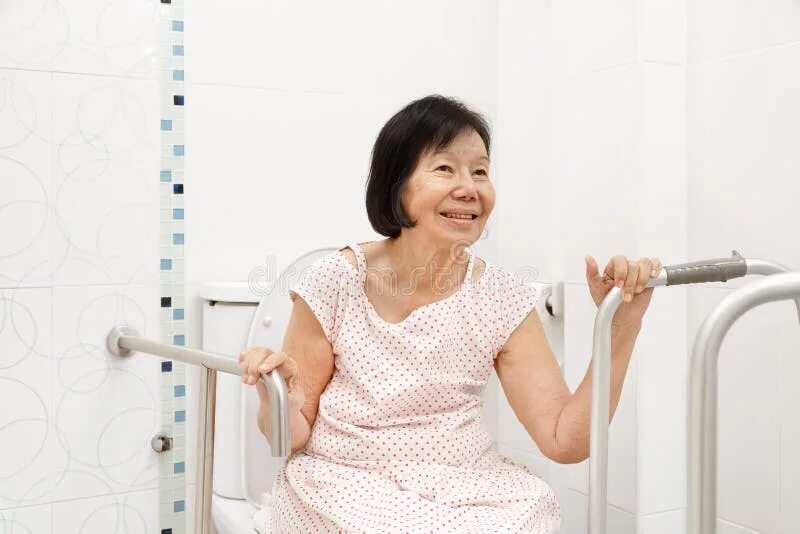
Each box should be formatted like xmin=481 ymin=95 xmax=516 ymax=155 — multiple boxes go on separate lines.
xmin=443 ymin=213 xmax=474 ymax=220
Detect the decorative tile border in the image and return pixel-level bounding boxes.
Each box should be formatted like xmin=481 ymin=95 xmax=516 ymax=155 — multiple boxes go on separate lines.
xmin=158 ymin=0 xmax=186 ymax=532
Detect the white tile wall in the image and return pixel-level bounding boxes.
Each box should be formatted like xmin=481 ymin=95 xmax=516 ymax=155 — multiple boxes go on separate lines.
xmin=686 ymin=3 xmax=800 ymax=532
xmin=642 ymin=508 xmax=685 ymax=534
xmin=638 ymin=0 xmax=687 ymax=64
xmin=185 ymin=0 xmax=497 ymax=98
xmin=561 ymin=489 xmax=636 ymax=534
xmin=553 ymin=64 xmax=641 ymax=285
xmin=51 ymin=488 xmax=159 ymax=534
xmin=0 ymin=0 xmax=159 ymax=78
xmin=51 ymin=74 xmax=160 ymax=286
xmin=0 ymin=502 xmax=52 ymax=534
xmin=0 ymin=70 xmax=53 ymax=288
xmin=688 ymin=0 xmax=800 ymax=63
xmin=551 ymin=0 xmax=637 ymax=77
xmin=0 ymin=2 xmax=165 ymax=531
xmin=688 ymin=44 xmax=800 ymax=289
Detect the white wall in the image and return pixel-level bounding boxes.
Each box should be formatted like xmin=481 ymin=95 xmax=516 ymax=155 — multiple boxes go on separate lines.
xmin=686 ymin=2 xmax=800 ymax=533
xmin=0 ymin=1 xmax=162 ymax=532
xmin=495 ymin=1 xmax=800 ymax=533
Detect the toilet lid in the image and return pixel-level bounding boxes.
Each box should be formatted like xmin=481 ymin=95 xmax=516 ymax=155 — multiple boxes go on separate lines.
xmin=241 ymin=245 xmax=340 ymax=506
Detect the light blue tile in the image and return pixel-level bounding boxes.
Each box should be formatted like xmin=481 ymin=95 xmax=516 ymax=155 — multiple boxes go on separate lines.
xmin=173 ymin=334 xmax=185 ymax=346
xmin=173 ymin=500 xmax=185 ymax=513
xmin=173 ymin=69 xmax=184 ymax=81
xmin=174 ymin=384 xmax=185 ymax=397
xmin=172 ymin=308 xmax=184 ymax=320
xmin=172 ymin=208 xmax=184 ymax=220
xmin=173 ymin=145 xmax=184 ymax=157
xmin=160 ymin=119 xmax=173 ymax=131
xmin=172 ymin=45 xmax=184 ymax=57
xmin=174 ymin=461 xmax=185 ymax=474
xmin=160 ymin=170 xmax=172 ymax=182
xmin=174 ymin=410 xmax=186 ymax=423
xmin=172 ymin=20 xmax=184 ymax=32
xmin=172 ymin=233 xmax=184 ymax=245
xmin=160 ymin=259 xmax=172 ymax=270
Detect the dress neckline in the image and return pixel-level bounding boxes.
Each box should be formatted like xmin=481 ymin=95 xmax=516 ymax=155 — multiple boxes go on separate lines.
xmin=344 ymin=240 xmax=477 ymax=327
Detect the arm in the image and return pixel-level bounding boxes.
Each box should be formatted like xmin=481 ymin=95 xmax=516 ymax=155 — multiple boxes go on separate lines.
xmin=494 ymin=308 xmax=641 ymax=464
xmin=257 ymin=293 xmax=335 ymax=454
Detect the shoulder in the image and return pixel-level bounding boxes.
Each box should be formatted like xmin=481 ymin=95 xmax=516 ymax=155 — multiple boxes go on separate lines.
xmin=337 ymin=245 xmax=358 ymax=273
xmin=293 ymin=247 xmax=355 ymax=294
xmin=477 ymin=261 xmax=539 ymax=300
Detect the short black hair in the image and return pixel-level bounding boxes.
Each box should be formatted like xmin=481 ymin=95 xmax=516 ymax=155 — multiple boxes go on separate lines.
xmin=365 ymin=94 xmax=491 ymax=238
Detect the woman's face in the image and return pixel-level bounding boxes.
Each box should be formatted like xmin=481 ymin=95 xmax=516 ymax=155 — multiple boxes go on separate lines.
xmin=400 ymin=128 xmax=495 ymax=247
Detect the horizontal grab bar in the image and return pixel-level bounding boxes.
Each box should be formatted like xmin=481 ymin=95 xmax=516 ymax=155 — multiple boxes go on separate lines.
xmin=106 ymin=323 xmax=291 ymax=457
xmin=589 ymin=252 xmax=800 ymax=534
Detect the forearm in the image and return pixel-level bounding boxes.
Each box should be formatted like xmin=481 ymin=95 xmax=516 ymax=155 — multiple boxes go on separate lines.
xmin=258 ymin=404 xmax=311 ymax=454
xmin=552 ymin=322 xmax=641 ymax=463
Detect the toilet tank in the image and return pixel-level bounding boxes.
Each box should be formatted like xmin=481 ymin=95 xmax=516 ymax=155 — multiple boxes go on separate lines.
xmin=199 ymin=282 xmax=261 ymax=500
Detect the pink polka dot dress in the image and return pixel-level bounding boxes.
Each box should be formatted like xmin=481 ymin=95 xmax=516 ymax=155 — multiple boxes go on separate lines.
xmin=269 ymin=241 xmax=562 ymax=533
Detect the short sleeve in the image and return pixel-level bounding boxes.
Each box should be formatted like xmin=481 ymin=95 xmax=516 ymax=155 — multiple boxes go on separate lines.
xmin=289 ymin=252 xmax=347 ymax=345
xmin=491 ymin=267 xmax=540 ymax=356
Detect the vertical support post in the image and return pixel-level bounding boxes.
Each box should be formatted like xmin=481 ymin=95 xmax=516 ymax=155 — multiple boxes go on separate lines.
xmin=195 ymin=366 xmax=216 ymax=534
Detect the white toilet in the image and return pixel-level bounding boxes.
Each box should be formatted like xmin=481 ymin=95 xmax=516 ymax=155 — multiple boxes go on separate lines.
xmin=199 ymin=247 xmax=338 ymax=534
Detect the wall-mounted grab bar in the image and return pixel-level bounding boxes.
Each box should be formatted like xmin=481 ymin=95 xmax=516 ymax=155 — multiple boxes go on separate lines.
xmin=106 ymin=323 xmax=291 ymax=534
xmin=589 ymin=252 xmax=800 ymax=534
xmin=687 ymin=272 xmax=800 ymax=534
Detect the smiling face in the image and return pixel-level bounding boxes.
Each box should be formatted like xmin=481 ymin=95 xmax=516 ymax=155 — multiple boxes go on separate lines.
xmin=399 ymin=128 xmax=495 ymax=247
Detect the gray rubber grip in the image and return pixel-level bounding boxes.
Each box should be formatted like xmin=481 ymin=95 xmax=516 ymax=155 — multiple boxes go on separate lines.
xmin=665 ymin=250 xmax=747 ymax=285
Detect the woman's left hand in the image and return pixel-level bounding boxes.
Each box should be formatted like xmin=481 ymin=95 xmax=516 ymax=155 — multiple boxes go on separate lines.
xmin=585 ymin=255 xmax=663 ymax=328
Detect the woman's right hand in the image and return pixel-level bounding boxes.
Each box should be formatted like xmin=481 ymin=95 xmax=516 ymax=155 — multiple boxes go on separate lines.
xmin=239 ymin=347 xmax=306 ymax=417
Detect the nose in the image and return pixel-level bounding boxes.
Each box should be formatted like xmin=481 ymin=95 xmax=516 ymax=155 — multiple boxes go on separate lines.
xmin=453 ymin=170 xmax=479 ymax=199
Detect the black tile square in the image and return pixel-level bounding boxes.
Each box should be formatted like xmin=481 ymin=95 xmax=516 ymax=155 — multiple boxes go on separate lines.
xmin=173 ymin=95 xmax=184 ymax=106
xmin=173 ymin=184 xmax=183 ymax=194
xmin=160 ymin=0 xmax=171 ymax=4
xmin=161 ymin=297 xmax=172 ymax=307
xmin=161 ymin=529 xmax=173 ymax=534
xmin=161 ymin=361 xmax=172 ymax=372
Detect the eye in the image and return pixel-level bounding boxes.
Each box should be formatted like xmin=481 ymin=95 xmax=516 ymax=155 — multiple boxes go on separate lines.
xmin=474 ymin=169 xmax=488 ymax=176
xmin=436 ymin=165 xmax=454 ymax=173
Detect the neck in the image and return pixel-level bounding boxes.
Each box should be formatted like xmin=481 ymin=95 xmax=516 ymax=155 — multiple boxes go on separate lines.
xmin=386 ymin=234 xmax=471 ymax=296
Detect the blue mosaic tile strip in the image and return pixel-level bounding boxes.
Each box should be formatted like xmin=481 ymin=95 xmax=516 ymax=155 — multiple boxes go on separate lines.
xmin=159 ymin=1 xmax=186 ymax=532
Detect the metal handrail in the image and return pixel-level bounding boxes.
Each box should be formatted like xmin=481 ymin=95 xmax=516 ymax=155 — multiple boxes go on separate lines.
xmin=106 ymin=323 xmax=291 ymax=534
xmin=588 ymin=252 xmax=800 ymax=534
xmin=687 ymin=272 xmax=800 ymax=534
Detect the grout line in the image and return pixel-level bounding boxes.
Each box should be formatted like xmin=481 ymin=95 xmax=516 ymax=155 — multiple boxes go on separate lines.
xmin=0 ymin=65 xmax=158 ymax=82
xmin=186 ymin=79 xmax=348 ymax=96
xmin=572 ymin=488 xmax=636 ymax=516
xmin=641 ymin=505 xmax=685 ymax=517
xmin=0 ymin=485 xmax=160 ymax=512
xmin=563 ymin=60 xmax=638 ymax=80
xmin=692 ymin=39 xmax=800 ymax=66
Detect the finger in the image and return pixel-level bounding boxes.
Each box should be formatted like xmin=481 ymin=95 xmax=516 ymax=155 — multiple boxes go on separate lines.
xmin=650 ymin=258 xmax=662 ymax=278
xmin=585 ymin=255 xmax=600 ymax=282
xmin=609 ymin=255 xmax=628 ymax=288
xmin=255 ymin=379 xmax=269 ymax=404
xmin=257 ymin=351 xmax=289 ymax=377
xmin=246 ymin=348 xmax=272 ymax=384
xmin=635 ymin=258 xmax=653 ymax=293
xmin=623 ymin=261 xmax=640 ymax=301
xmin=240 ymin=347 xmax=267 ymax=380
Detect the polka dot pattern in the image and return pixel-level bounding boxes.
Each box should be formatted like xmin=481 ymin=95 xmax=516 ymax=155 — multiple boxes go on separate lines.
xmin=270 ymin=241 xmax=562 ymax=532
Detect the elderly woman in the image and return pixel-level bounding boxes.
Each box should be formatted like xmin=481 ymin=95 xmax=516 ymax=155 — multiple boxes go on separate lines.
xmin=240 ymin=95 xmax=660 ymax=533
